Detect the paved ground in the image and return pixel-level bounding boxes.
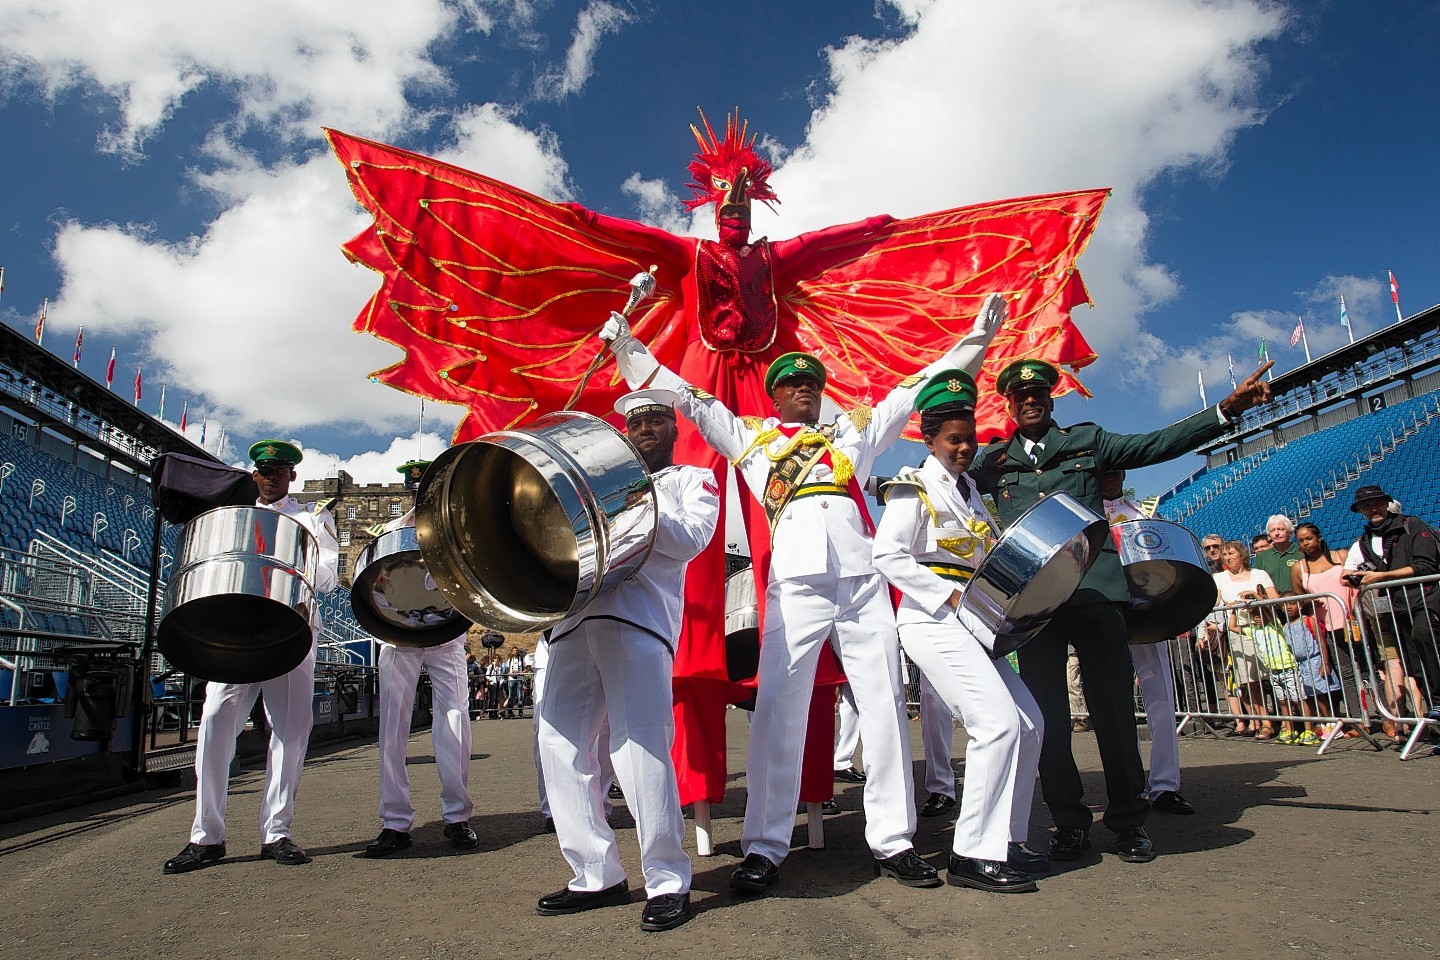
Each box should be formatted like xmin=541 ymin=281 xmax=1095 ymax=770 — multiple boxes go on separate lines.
xmin=0 ymin=712 xmax=1435 ymax=960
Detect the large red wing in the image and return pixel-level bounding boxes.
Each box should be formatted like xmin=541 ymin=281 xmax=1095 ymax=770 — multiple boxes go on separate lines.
xmin=327 ymin=129 xmax=697 ymax=441
xmin=772 ymin=189 xmax=1108 ymax=443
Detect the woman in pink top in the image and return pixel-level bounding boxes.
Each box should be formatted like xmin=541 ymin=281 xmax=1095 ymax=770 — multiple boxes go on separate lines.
xmin=1291 ymin=522 xmax=1362 ymax=737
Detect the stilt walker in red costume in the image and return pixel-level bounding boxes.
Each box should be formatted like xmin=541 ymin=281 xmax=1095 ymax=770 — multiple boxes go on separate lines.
xmin=325 ymin=111 xmax=1108 ymax=821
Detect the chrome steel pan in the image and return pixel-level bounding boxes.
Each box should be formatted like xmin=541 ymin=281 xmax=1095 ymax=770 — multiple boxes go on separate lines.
xmin=724 ymin=568 xmax=760 ymax=684
xmin=1113 ymin=519 xmax=1219 ymax=644
xmin=960 ymin=492 xmax=1108 ymax=657
xmin=351 ymin=526 xmax=472 ymax=647
xmin=159 ymin=506 xmax=318 ymax=683
xmin=415 ymin=411 xmax=656 ymax=633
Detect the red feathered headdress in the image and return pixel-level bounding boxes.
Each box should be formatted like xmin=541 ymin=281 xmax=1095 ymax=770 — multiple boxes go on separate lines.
xmin=683 ymin=109 xmax=780 ymax=212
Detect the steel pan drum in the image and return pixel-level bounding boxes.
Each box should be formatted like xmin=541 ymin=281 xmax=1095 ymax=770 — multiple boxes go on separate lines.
xmin=415 ymin=411 xmax=656 ymax=634
xmin=724 ymin=569 xmax=761 ymax=684
xmin=960 ymin=492 xmax=1108 ymax=656
xmin=1113 ymin=519 xmax=1218 ymax=644
xmin=351 ymin=526 xmax=472 ymax=646
xmin=159 ymin=506 xmax=318 ymax=683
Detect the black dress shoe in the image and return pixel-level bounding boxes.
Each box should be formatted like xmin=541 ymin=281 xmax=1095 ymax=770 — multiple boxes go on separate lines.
xmin=361 ymin=828 xmax=412 ymax=858
xmin=821 ymin=799 xmax=840 ymax=815
xmin=834 ymin=766 xmax=867 ymax=783
xmin=536 ymin=880 xmax=630 ymax=916
xmin=1116 ymin=826 xmax=1156 ymax=863
xmin=260 ymin=837 xmax=312 ymax=866
xmin=640 ymin=892 xmax=692 ymax=932
xmin=608 ymin=782 xmax=625 ymax=800
xmin=947 ymin=855 xmax=1038 ymax=893
xmin=163 ymin=842 xmax=226 ymax=874
xmin=873 ymin=848 xmax=943 ymax=888
xmin=443 ymin=820 xmax=478 ymax=849
xmin=919 ymin=792 xmax=957 ymax=817
xmin=1006 ymin=842 xmax=1049 ymax=873
xmin=1151 ymin=790 xmax=1195 ymax=815
xmin=1047 ymin=826 xmax=1091 ymax=861
xmin=729 ymin=853 xmax=780 ymax=892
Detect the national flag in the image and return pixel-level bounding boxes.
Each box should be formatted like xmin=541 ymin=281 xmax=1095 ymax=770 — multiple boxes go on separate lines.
xmin=1389 ymin=269 xmax=1403 ymax=324
xmin=134 ymin=368 xmax=143 ymax=404
xmin=105 ymin=348 xmax=116 ymax=388
xmin=1227 ymin=353 xmax=1237 ymax=389
xmin=1258 ymin=337 xmax=1268 ymax=362
xmin=35 ymin=298 xmax=47 ymax=344
xmin=158 ymin=384 xmax=166 ymax=420
xmin=199 ymin=416 xmax=207 ymax=445
xmin=0 ymin=266 xmax=6 ymax=300
xmin=1197 ymin=369 xmax=1207 ymax=408
xmin=179 ymin=401 xmax=188 ymax=433
xmin=1290 ymin=316 xmax=1304 ymax=347
xmin=72 ymin=326 xmax=84 ymax=367
xmin=1339 ymin=295 xmax=1350 ymax=328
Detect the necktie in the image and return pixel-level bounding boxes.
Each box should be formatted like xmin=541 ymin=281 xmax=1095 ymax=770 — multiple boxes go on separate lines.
xmin=1030 ymin=443 xmax=1042 ymax=464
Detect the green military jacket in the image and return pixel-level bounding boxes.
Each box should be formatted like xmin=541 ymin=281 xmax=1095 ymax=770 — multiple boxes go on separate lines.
xmin=972 ymin=407 xmax=1228 ymax=605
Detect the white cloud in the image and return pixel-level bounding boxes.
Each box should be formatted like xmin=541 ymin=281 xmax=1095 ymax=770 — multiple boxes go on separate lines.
xmin=297 ymin=430 xmax=455 ymax=485
xmin=0 ymin=0 xmax=484 ymax=154
xmin=533 ymin=0 xmax=632 ymax=101
xmin=47 ymin=152 xmax=451 ymax=435
xmin=619 ymin=173 xmax=692 ymax=236
xmin=749 ymin=0 xmax=1284 ymax=394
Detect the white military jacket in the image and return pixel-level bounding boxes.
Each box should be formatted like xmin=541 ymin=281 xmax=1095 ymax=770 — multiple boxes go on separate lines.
xmin=551 ymin=464 xmax=719 ymax=650
xmin=650 ymin=367 xmax=932 ymax=582
xmin=872 ymin=455 xmax=997 ymax=628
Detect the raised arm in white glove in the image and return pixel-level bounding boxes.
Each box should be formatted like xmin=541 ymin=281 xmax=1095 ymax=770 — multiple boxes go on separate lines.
xmin=921 ymin=292 xmax=1008 ymax=378
xmin=599 ymin=311 xmax=660 ymax=389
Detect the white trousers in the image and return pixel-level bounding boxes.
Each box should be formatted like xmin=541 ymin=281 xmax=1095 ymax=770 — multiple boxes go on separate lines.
xmin=532 ymin=638 xmax=615 ymax=820
xmin=537 ymin=619 xmax=689 ymax=897
xmin=377 ymin=636 xmax=473 ymax=831
xmin=190 ymin=649 xmax=316 ymax=845
xmin=919 ymin=672 xmax=958 ymax=799
xmin=743 ymin=572 xmax=915 ymax=865
xmin=832 ymin=683 xmax=861 ymax=771
xmin=1132 ymin=640 xmax=1181 ymax=796
xmin=900 ymin=607 xmax=1043 ymax=862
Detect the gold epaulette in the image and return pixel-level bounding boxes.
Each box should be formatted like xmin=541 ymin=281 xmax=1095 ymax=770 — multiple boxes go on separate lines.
xmin=898 ymin=373 xmax=924 ymax=388
xmin=848 ymin=404 xmax=872 ymax=431
xmin=880 ymin=468 xmax=925 ymax=493
xmin=687 ymin=385 xmax=715 ymax=401
xmin=740 ymin=415 xmax=765 ymax=430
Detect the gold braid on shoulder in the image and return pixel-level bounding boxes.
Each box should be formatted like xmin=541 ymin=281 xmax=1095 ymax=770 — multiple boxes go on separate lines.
xmin=733 ymin=425 xmax=856 ymax=485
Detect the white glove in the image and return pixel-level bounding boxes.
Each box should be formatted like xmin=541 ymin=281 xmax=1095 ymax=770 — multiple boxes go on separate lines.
xmin=972 ymin=292 xmax=1007 ymax=339
xmin=599 ymin=311 xmax=631 ymax=346
xmin=922 ymin=292 xmax=1008 ymax=378
xmin=602 ymin=310 xmax=660 ymax=388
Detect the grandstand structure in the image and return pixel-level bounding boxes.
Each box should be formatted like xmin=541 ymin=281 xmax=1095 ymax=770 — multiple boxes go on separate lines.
xmin=0 ymin=323 xmax=381 ymax=812
xmin=1156 ymin=302 xmax=1440 ymax=543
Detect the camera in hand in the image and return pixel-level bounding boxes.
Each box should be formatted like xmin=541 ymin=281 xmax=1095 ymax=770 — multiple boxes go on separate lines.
xmin=1343 ymin=561 xmax=1378 ymax=586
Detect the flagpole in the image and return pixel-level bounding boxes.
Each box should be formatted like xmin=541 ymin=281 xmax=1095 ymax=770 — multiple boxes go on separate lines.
xmin=1227 ymin=353 xmax=1237 ymax=390
xmin=1301 ymin=322 xmax=1312 ymax=364
xmin=1340 ymin=295 xmax=1355 ymax=345
xmin=418 ymin=399 xmax=425 ymax=460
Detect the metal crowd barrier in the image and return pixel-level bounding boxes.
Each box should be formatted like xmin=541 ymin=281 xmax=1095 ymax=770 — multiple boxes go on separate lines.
xmin=1352 ymin=572 xmax=1440 ymax=759
xmin=1165 ymin=583 xmax=1440 ymax=760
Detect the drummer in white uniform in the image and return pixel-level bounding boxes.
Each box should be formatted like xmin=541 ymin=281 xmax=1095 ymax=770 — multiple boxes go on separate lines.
xmin=362 ymin=459 xmax=478 ymax=857
xmin=1101 ymin=470 xmax=1193 ymax=816
xmin=535 ymin=389 xmax=718 ymax=933
xmin=600 ymin=293 xmax=1006 ymax=892
xmin=163 ymin=440 xmax=339 ymax=874
xmin=872 ymin=370 xmax=1045 ymax=893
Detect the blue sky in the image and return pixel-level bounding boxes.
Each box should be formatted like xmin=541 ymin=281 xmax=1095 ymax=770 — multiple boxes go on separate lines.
xmin=1 ymin=0 xmax=1436 ymax=504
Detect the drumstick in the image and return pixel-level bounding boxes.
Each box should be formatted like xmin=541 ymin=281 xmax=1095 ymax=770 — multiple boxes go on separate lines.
xmin=562 ymin=266 xmax=658 ymax=411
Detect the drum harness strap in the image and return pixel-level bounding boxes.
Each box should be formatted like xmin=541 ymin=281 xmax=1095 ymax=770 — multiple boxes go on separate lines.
xmin=549 ymin=615 xmax=673 ymax=654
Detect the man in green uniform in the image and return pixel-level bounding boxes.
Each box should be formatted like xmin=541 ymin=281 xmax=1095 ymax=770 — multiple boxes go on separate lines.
xmin=972 ymin=358 xmax=1271 ymax=863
